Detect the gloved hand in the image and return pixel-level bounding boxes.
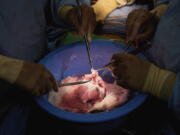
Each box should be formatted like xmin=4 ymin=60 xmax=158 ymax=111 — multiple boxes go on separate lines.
xmin=110 ymin=53 xmax=176 ymax=101
xmin=59 ymin=4 xmax=96 ymax=41
xmin=126 ymin=9 xmax=159 ymax=48
xmin=15 ymin=62 xmax=58 ymax=96
xmin=0 ymin=55 xmax=58 ymax=96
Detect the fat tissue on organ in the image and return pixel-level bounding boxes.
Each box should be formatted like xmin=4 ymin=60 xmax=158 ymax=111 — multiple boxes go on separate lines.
xmin=48 ymin=70 xmax=130 ymax=113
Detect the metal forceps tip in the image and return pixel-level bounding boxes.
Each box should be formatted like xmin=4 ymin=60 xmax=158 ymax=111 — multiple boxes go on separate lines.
xmin=58 ymin=80 xmax=91 ymax=87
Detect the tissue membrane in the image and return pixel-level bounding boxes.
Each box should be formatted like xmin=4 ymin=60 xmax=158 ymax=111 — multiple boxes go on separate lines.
xmin=49 ymin=70 xmax=129 ymax=113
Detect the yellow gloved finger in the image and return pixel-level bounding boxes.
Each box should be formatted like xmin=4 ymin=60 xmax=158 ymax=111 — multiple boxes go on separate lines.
xmin=92 ymin=0 xmax=135 ymax=21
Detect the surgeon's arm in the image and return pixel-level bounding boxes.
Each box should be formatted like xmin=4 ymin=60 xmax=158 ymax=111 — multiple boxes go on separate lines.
xmin=0 ymin=55 xmax=58 ymax=96
xmin=110 ymin=53 xmax=180 ymax=120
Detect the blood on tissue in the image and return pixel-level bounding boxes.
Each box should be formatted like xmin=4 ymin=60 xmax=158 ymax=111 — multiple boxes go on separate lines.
xmin=50 ymin=69 xmax=130 ymax=113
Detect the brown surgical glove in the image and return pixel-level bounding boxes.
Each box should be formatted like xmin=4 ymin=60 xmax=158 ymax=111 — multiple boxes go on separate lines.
xmin=110 ymin=53 xmax=151 ymax=90
xmin=126 ymin=9 xmax=159 ymax=48
xmin=0 ymin=55 xmax=58 ymax=96
xmin=59 ymin=4 xmax=96 ymax=41
xmin=15 ymin=62 xmax=58 ymax=96
xmin=110 ymin=53 xmax=176 ymax=101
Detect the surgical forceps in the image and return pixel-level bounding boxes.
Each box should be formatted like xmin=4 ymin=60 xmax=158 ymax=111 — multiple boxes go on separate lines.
xmin=58 ymin=80 xmax=91 ymax=87
xmin=76 ymin=0 xmax=94 ymax=69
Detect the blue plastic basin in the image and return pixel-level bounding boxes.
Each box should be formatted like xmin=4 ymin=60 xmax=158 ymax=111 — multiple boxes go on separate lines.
xmin=35 ymin=40 xmax=148 ymax=133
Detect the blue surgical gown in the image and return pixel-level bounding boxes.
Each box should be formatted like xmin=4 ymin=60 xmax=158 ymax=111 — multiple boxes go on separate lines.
xmin=0 ymin=0 xmax=68 ymax=62
xmin=0 ymin=0 xmax=68 ymax=134
xmin=146 ymin=0 xmax=180 ymax=119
